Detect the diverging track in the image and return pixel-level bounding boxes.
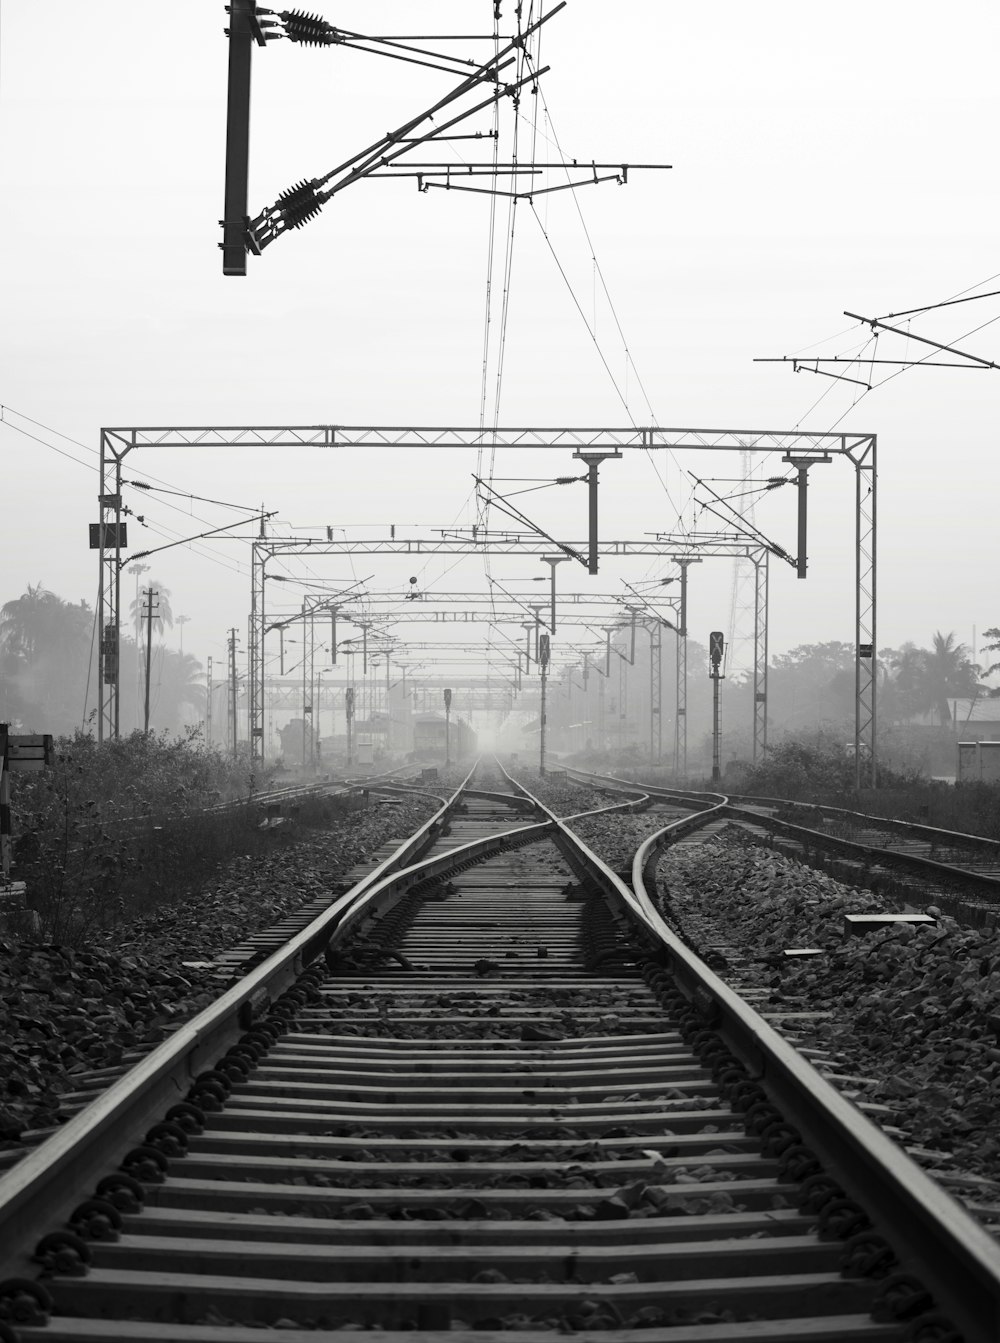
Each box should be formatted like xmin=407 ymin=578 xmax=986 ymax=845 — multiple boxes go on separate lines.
xmin=0 ymin=766 xmax=997 ymax=1340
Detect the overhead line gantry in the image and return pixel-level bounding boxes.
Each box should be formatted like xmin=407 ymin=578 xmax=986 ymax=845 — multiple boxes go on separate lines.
xmin=95 ymin=423 xmax=876 ymax=783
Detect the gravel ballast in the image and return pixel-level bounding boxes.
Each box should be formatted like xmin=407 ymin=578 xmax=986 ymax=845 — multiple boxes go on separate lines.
xmin=0 ymin=794 xmax=437 ymax=1159
xmin=653 ymin=830 xmax=1000 ymax=1227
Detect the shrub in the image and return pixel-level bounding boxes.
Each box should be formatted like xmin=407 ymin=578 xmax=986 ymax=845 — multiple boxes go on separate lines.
xmin=7 ymin=730 xmax=283 ymax=944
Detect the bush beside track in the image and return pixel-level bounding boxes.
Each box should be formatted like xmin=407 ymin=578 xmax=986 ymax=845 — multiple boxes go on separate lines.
xmin=0 ymin=791 xmax=437 ymax=1161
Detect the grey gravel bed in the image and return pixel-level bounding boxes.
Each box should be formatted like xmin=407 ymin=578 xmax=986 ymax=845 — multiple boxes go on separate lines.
xmin=550 ymin=808 xmax=1000 ymax=1227
xmin=653 ymin=829 xmax=1000 ymax=1228
xmin=0 ymin=795 xmax=437 ymax=1156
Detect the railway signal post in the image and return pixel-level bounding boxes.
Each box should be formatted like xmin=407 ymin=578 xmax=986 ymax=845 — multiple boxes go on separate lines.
xmin=709 ymin=630 xmax=725 ymax=783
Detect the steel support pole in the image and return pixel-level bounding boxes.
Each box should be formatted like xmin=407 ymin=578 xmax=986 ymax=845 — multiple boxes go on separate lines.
xmin=671 ymin=557 xmax=700 ymax=777
xmin=796 ymin=463 xmax=809 ymax=579
xmin=305 ymin=607 xmax=315 ymax=770
xmin=854 ymin=438 xmax=877 ymax=787
xmin=249 ymin=542 xmax=266 ymax=761
xmin=675 ymin=631 xmax=687 ymax=777
xmin=0 ymin=727 xmax=9 ymax=887
xmin=98 ymin=434 xmax=127 ymax=742
xmin=572 ymin=450 xmax=621 ymax=575
xmin=711 ymin=672 xmax=722 ymax=783
xmin=221 ymin=0 xmax=259 ymax=277
xmin=753 ymin=552 xmax=769 ymax=763
xmin=539 ymin=662 xmax=547 ymax=775
xmin=205 ymin=656 xmax=213 ymax=748
xmin=228 ymin=630 xmax=239 ymax=759
xmin=648 ymin=621 xmax=662 ymax=763
xmin=541 ymin=556 xmax=568 ymax=632
xmin=142 ymin=588 xmax=155 ymax=734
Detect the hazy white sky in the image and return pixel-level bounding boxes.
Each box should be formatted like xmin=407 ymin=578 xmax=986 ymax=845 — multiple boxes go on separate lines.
xmin=2 ymin=1 xmax=998 ymax=686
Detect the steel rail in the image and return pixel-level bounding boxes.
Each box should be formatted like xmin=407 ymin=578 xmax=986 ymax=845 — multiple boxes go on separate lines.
xmin=504 ymin=763 xmax=1000 ymax=1339
xmin=630 ymin=815 xmax=1000 ymax=1343
xmin=728 ymin=791 xmax=1000 ymax=855
xmin=559 ymin=765 xmax=1000 ymax=908
xmin=0 ymin=761 xmax=548 ymax=1285
xmin=5 ymin=760 xmax=991 ymax=1336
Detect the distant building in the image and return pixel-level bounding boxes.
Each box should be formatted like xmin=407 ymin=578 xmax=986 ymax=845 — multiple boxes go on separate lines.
xmin=909 ymin=697 xmax=1000 ymax=738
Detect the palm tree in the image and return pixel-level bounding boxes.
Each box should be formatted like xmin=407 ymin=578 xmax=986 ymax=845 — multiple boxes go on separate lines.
xmin=885 ymin=642 xmax=927 ymax=722
xmin=981 ymin=627 xmax=1000 ymax=679
xmin=149 ymin=650 xmax=205 ymax=731
xmin=921 ymin=631 xmax=979 ymax=725
xmin=0 ymin=585 xmax=95 ymax=731
xmin=129 ymin=582 xmax=174 ymax=642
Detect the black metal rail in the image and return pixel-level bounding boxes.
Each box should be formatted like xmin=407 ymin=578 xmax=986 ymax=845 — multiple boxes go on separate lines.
xmin=559 ymin=764 xmax=1000 ymax=927
xmin=0 ymin=763 xmax=996 ymax=1338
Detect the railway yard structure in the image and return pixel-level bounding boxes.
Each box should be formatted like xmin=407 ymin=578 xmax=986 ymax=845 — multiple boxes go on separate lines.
xmin=2 ymin=762 xmax=1000 ymax=1340
xmin=4 ymin=3 xmax=999 ymax=1339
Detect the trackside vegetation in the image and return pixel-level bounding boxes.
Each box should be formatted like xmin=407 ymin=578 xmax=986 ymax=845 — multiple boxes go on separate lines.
xmin=4 ymin=730 xmax=356 ymax=945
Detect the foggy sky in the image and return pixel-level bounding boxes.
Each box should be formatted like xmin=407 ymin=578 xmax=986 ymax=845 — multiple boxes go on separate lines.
xmin=2 ymin=1 xmax=998 ymax=687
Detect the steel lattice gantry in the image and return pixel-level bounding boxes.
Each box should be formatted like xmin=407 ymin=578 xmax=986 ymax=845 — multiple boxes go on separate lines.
xmin=96 ymin=424 xmax=875 ymax=783
xmin=249 ymin=533 xmax=756 ymax=767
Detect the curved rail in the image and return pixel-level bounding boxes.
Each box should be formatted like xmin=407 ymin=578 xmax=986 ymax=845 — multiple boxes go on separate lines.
xmin=559 ymin=763 xmax=1000 ymax=918
xmin=5 ymin=763 xmax=999 ymax=1339
xmin=504 ymin=763 xmax=1000 ymax=1341
xmin=630 ymin=816 xmax=1000 ymax=1343
xmin=0 ymin=761 xmax=540 ymax=1285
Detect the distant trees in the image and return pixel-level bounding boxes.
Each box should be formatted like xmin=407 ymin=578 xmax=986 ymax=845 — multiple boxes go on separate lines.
xmin=981 ymin=628 xmax=1000 ymax=680
xmin=765 ymin=641 xmax=855 ymax=730
xmin=0 ymin=584 xmax=95 ymax=732
xmin=754 ymin=633 xmax=986 ymax=737
xmin=148 ymin=650 xmax=206 ymax=729
xmin=878 ymin=631 xmax=982 ymax=726
xmin=1 ymin=583 xmax=202 ymax=736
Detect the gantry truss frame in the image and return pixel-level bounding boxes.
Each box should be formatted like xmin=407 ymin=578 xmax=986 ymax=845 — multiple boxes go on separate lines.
xmin=249 ymin=533 xmax=766 ymax=771
xmin=96 ymin=425 xmax=875 ymax=784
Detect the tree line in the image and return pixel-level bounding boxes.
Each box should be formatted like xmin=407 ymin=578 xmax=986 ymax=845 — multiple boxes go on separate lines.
xmin=2 ymin=582 xmax=997 ymax=742
xmin=1 ymin=584 xmax=204 ymax=735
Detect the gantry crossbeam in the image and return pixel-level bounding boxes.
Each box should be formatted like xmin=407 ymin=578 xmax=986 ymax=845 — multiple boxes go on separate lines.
xmin=101 ymin=425 xmax=872 ymax=452
xmin=97 ymin=424 xmax=875 ymax=784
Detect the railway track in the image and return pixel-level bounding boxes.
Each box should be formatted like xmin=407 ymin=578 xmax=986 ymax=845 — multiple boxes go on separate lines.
xmin=558 ymin=765 xmax=1000 ymax=929
xmin=1 ymin=765 xmax=998 ymax=1340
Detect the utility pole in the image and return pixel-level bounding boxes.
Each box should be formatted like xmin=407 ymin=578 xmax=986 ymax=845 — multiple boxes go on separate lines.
xmin=228 ymin=628 xmax=239 ymax=760
xmin=709 ymin=631 xmax=725 ymax=784
xmin=142 ymin=587 xmax=158 ymax=733
xmin=205 ymin=655 xmax=214 ymax=748
xmin=538 ymin=633 xmax=550 ymax=775
xmin=345 ymin=686 xmax=355 ymax=767
xmin=672 ymin=557 xmax=701 ymax=778
xmin=128 ymin=562 xmax=150 ymax=730
xmin=444 ymin=688 xmax=452 ymax=766
xmin=303 ymin=604 xmax=313 ymax=771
